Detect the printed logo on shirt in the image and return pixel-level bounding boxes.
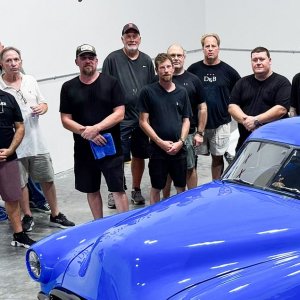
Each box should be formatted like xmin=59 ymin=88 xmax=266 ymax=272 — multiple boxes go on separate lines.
xmin=204 ymin=73 xmax=217 ymax=82
xmin=0 ymin=101 xmax=6 ymax=114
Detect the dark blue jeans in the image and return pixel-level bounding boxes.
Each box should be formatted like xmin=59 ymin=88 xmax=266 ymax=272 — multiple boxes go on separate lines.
xmin=28 ymin=177 xmax=46 ymax=206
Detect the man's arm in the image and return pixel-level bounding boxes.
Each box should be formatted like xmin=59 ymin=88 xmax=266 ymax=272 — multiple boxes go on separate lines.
xmin=60 ymin=113 xmax=86 ymax=135
xmin=255 ymin=105 xmax=287 ymax=124
xmin=0 ymin=122 xmax=24 ymax=161
xmin=228 ymin=103 xmax=248 ymax=124
xmin=139 ymin=112 xmax=174 ymax=153
xmin=80 ymin=105 xmax=125 ymax=140
xmin=167 ymin=117 xmax=190 ymax=156
xmin=32 ymin=102 xmax=48 ymax=115
xmin=194 ymin=102 xmax=207 ymax=146
xmin=180 ymin=117 xmax=190 ymax=142
xmin=229 ymin=103 xmax=287 ymax=131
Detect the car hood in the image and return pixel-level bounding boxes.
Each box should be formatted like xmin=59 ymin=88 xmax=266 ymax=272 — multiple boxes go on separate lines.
xmin=62 ymin=181 xmax=300 ymax=299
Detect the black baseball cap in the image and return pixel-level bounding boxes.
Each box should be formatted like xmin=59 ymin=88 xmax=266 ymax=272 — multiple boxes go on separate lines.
xmin=122 ymin=23 xmax=140 ymax=35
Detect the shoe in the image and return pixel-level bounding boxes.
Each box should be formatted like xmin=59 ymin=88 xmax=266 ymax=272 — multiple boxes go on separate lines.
xmin=131 ymin=190 xmax=145 ymax=205
xmin=224 ymin=152 xmax=235 ymax=164
xmin=32 ymin=202 xmax=51 ymax=215
xmin=22 ymin=215 xmax=34 ymax=232
xmin=107 ymin=193 xmax=116 ymax=209
xmin=0 ymin=206 xmax=8 ymax=221
xmin=11 ymin=231 xmax=35 ymax=249
xmin=50 ymin=212 xmax=75 ymax=229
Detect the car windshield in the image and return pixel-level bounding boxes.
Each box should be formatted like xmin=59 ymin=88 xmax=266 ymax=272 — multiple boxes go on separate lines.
xmin=223 ymin=141 xmax=295 ymax=190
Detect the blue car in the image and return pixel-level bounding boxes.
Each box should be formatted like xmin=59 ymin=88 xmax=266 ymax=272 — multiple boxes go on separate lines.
xmin=26 ymin=117 xmax=300 ymax=300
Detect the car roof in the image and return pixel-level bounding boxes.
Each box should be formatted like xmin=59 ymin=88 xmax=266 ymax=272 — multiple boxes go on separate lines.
xmin=248 ymin=117 xmax=300 ymax=147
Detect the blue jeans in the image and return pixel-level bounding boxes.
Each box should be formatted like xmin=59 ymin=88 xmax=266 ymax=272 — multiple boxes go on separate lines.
xmin=28 ymin=177 xmax=46 ymax=206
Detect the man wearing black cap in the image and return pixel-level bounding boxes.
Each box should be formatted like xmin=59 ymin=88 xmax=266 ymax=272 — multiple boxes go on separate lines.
xmin=102 ymin=23 xmax=155 ymax=208
xmin=60 ymin=44 xmax=129 ymax=219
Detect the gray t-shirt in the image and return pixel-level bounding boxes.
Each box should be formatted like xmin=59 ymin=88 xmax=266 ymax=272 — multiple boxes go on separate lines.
xmin=102 ymin=49 xmax=155 ymax=126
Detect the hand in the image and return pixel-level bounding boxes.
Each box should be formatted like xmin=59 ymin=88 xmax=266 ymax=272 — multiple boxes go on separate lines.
xmin=166 ymin=141 xmax=182 ymax=155
xmin=31 ymin=103 xmax=47 ymax=115
xmin=91 ymin=134 xmax=107 ymax=145
xmin=0 ymin=148 xmax=11 ymax=161
xmin=158 ymin=140 xmax=174 ymax=152
xmin=242 ymin=116 xmax=256 ymax=131
xmin=193 ymin=134 xmax=203 ymax=147
xmin=81 ymin=125 xmax=99 ymax=140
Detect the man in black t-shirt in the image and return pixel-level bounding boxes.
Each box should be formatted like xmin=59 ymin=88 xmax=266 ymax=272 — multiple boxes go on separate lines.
xmin=60 ymin=44 xmax=129 ymax=219
xmin=102 ymin=23 xmax=155 ymax=208
xmin=229 ymin=46 xmax=290 ymax=151
xmin=160 ymin=44 xmax=207 ymax=198
xmin=187 ymin=33 xmax=240 ymax=179
xmin=0 ymin=89 xmax=35 ymax=248
xmin=139 ymin=53 xmax=192 ymax=204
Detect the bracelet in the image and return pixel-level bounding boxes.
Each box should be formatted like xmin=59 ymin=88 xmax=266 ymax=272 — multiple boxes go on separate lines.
xmin=195 ymin=131 xmax=204 ymax=137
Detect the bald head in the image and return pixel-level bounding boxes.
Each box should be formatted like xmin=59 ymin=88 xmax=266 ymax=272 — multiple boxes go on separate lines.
xmin=167 ymin=44 xmax=186 ymax=75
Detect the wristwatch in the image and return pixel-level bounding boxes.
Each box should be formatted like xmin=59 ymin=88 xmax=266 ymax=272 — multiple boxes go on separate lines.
xmin=195 ymin=131 xmax=204 ymax=137
xmin=254 ymin=119 xmax=262 ymax=128
xmin=179 ymin=137 xmax=186 ymax=145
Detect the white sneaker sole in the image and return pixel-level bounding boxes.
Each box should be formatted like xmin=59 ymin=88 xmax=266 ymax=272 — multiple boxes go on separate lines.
xmin=49 ymin=221 xmax=69 ymax=229
xmin=10 ymin=240 xmax=31 ymax=249
xmin=32 ymin=207 xmax=51 ymax=215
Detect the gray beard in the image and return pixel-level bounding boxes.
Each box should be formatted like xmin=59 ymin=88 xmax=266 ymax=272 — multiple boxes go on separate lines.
xmin=82 ymin=68 xmax=96 ymax=76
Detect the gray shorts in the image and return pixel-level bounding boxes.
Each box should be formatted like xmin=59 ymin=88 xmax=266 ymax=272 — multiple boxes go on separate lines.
xmin=197 ymin=123 xmax=230 ymax=156
xmin=18 ymin=153 xmax=55 ymax=188
xmin=186 ymin=134 xmax=197 ymax=170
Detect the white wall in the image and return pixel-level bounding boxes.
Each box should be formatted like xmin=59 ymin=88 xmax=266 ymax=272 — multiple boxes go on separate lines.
xmin=2 ymin=0 xmax=300 ymax=173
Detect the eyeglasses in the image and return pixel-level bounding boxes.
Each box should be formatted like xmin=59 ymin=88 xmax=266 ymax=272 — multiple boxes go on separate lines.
xmin=16 ymin=90 xmax=27 ymax=104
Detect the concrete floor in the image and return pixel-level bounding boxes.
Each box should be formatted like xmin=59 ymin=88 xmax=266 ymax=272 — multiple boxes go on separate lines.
xmin=0 ymin=156 xmax=213 ymax=300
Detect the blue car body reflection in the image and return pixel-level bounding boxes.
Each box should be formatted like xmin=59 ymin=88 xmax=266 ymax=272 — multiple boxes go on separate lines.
xmin=26 ymin=118 xmax=300 ymax=300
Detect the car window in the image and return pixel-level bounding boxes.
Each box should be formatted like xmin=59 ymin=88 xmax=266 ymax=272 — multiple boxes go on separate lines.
xmin=271 ymin=149 xmax=300 ymax=195
xmin=223 ymin=141 xmax=290 ymax=187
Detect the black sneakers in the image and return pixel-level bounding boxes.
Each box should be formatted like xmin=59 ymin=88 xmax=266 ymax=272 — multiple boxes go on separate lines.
xmin=11 ymin=231 xmax=35 ymax=249
xmin=131 ymin=190 xmax=145 ymax=205
xmin=50 ymin=213 xmax=75 ymax=229
xmin=22 ymin=215 xmax=35 ymax=232
xmin=30 ymin=201 xmax=51 ymax=215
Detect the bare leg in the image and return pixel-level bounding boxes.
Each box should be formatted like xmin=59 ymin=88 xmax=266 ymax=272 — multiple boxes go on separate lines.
xmin=150 ymin=187 xmax=160 ymax=204
xmin=40 ymin=181 xmax=59 ymax=217
xmin=112 ymin=192 xmax=129 ymax=212
xmin=186 ymin=168 xmax=198 ymax=189
xmin=211 ymin=154 xmax=224 ymax=180
xmin=19 ymin=185 xmax=32 ymax=217
xmin=5 ymin=201 xmax=23 ymax=233
xmin=131 ymin=157 xmax=144 ymax=189
xmin=162 ymin=174 xmax=172 ymax=199
xmin=175 ymin=186 xmax=185 ymax=194
xmin=87 ymin=191 xmax=103 ymax=219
